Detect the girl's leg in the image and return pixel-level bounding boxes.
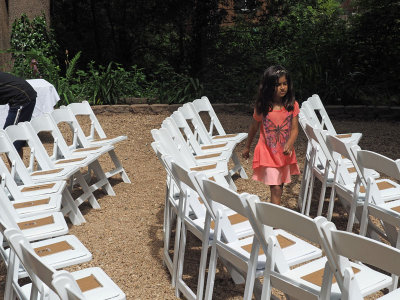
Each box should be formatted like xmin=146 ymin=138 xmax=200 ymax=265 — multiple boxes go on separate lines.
xmin=269 ymin=184 xmax=283 ymax=205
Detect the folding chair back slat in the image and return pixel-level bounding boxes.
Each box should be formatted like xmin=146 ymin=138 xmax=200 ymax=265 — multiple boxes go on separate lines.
xmin=179 ymin=103 xmax=212 ymax=145
xmin=333 ymin=229 xmax=400 ymax=276
xmin=321 ymin=221 xmax=399 ymax=299
xmin=203 ymin=179 xmax=248 ymax=219
xmin=356 ymin=149 xmax=400 ymax=180
xmin=68 ymin=101 xmax=107 ymax=139
xmin=307 ymin=94 xmax=337 ymax=135
xmin=0 ymin=130 xmax=35 ymax=185
xmin=255 ymin=202 xmax=323 ymax=245
xmin=192 ymin=96 xmax=226 ymax=135
xmin=30 ymin=113 xmax=72 ymax=159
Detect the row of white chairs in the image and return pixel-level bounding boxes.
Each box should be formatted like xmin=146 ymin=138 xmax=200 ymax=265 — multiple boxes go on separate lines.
xmin=299 ymin=95 xmax=400 ymax=246
xmin=152 ymin=95 xmax=400 ymax=299
xmin=0 ymin=101 xmax=131 ymax=225
xmin=161 ymin=157 xmax=400 ymax=299
xmin=152 ymin=96 xmax=254 ymax=298
xmin=0 ymin=101 xmax=129 ymax=299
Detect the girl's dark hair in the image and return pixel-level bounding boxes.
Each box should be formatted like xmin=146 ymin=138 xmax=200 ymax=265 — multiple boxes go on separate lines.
xmin=255 ymin=65 xmax=295 ymax=116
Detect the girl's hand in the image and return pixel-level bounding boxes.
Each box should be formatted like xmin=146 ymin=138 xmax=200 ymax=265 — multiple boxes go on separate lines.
xmin=242 ymin=148 xmax=250 ymax=159
xmin=283 ymin=142 xmax=293 ymax=156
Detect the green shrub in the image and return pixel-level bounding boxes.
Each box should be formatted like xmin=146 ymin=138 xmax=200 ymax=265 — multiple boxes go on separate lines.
xmin=10 ymin=14 xmax=59 ymax=79
xmin=151 ymin=63 xmax=204 ymax=104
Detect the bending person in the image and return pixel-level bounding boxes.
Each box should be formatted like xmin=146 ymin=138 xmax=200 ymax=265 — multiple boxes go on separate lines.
xmin=0 ymin=71 xmax=37 ymax=157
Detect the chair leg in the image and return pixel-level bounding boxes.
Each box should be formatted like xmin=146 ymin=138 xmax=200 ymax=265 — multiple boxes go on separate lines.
xmin=243 ymin=239 xmax=260 ymax=300
xmin=305 ymin=172 xmax=316 ymax=216
xmin=162 ymin=186 xmax=174 ymax=277
xmin=346 ymin=201 xmax=357 ymax=232
xmin=107 ymin=149 xmax=131 ymax=183
xmin=74 ymin=171 xmax=101 ymax=209
xmin=196 ymin=219 xmax=211 ymax=300
xmin=231 ymin=152 xmax=248 ymax=179
xmin=317 ymin=178 xmax=328 ymax=216
xmin=171 ymin=204 xmax=183 ymax=288
xmin=327 ymin=187 xmax=336 ymax=221
xmin=301 ymin=158 xmax=313 ymax=215
xmin=175 ymin=224 xmax=187 ymax=298
xmin=4 ymin=251 xmax=18 ymax=300
xmin=225 ymin=174 xmax=237 ymax=191
xmin=298 ymin=158 xmax=309 ymax=211
xmin=262 ymin=237 xmax=277 ymax=300
xmin=204 ymin=235 xmax=218 ymax=300
xmin=61 ymin=189 xmax=86 ymax=225
xmin=89 ymin=160 xmax=115 ymax=196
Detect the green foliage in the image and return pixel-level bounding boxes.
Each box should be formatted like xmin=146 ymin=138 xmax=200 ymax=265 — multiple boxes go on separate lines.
xmin=72 ymin=62 xmax=155 ymax=105
xmin=10 ymin=14 xmax=59 ymax=77
xmin=8 ymin=1 xmax=399 ymax=106
xmin=275 ymin=0 xmax=350 ymax=102
xmin=11 ymin=49 xmax=61 ymax=82
xmin=203 ymin=0 xmax=374 ymax=104
xmin=152 ymin=63 xmax=204 ymax=104
xmin=203 ymin=23 xmax=265 ymax=102
xmin=345 ymin=0 xmax=400 ymax=105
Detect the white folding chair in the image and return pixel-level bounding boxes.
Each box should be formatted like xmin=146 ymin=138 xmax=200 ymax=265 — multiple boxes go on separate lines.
xmin=167 ymin=158 xmax=252 ymax=299
xmin=200 ymin=179 xmax=262 ymax=300
xmin=321 ymin=221 xmax=398 ymax=299
xmin=302 ymin=94 xmax=362 ymax=144
xmin=29 ymin=114 xmax=116 ymax=196
xmin=151 ymin=143 xmax=180 ymax=283
xmin=29 ymin=113 xmax=114 ymax=161
xmin=0 ymin=187 xmax=68 ymax=242
xmin=298 ymin=104 xmax=365 ymax=216
xmin=2 ymin=128 xmax=81 ymax=184
xmin=170 ymin=110 xmax=221 ymax=154
xmin=191 ymin=97 xmax=248 ymax=179
xmin=301 ymin=122 xmax=380 ymax=221
xmin=0 ymin=217 xmax=91 ymax=299
xmin=298 ymin=118 xmax=336 ymax=216
xmin=192 ymin=96 xmax=248 ymax=144
xmin=66 ymin=101 xmax=125 ymax=145
xmin=65 ymin=101 xmax=131 ymax=183
xmin=4 ymin=123 xmax=109 ymax=211
xmin=179 ymin=103 xmax=235 ymax=149
xmin=355 ymin=149 xmax=400 ymax=248
xmin=246 ymin=200 xmax=341 ymax=299
xmin=151 ymin=128 xmax=230 ymax=180
xmin=151 ymin=143 xmax=221 ymax=288
xmin=0 ymin=132 xmax=85 ymax=225
xmin=160 ymin=117 xmax=237 ymax=190
xmin=178 ymin=103 xmax=247 ymax=179
xmin=162 ymin=117 xmax=232 ymax=163
xmin=170 ymin=110 xmax=235 ymax=162
xmin=326 ymin=134 xmax=400 ymax=233
xmin=4 ymin=227 xmax=125 ymax=300
xmin=201 ymin=180 xmax=323 ymax=300
xmin=0 ymin=156 xmax=63 ymax=219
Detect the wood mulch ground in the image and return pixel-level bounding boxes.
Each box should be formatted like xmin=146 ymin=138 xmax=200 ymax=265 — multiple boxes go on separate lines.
xmin=0 ymin=108 xmax=399 ymax=299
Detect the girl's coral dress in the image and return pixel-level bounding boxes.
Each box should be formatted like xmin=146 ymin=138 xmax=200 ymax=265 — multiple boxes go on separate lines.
xmin=252 ymin=101 xmax=300 ymax=185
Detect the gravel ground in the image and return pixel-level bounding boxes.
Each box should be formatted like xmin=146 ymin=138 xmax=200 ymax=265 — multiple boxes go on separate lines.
xmin=0 ymin=108 xmax=399 ymax=299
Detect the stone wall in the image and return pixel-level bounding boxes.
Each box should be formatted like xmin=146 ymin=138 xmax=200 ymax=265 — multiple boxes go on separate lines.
xmin=91 ymin=103 xmax=400 ymax=121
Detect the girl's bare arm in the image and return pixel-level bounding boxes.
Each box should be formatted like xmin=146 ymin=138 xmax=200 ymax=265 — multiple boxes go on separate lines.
xmin=242 ymin=119 xmax=260 ymax=159
xmin=283 ymin=114 xmax=299 ymax=155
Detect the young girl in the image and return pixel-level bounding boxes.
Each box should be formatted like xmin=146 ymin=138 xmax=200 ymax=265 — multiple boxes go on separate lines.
xmin=242 ymin=65 xmax=300 ymax=205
